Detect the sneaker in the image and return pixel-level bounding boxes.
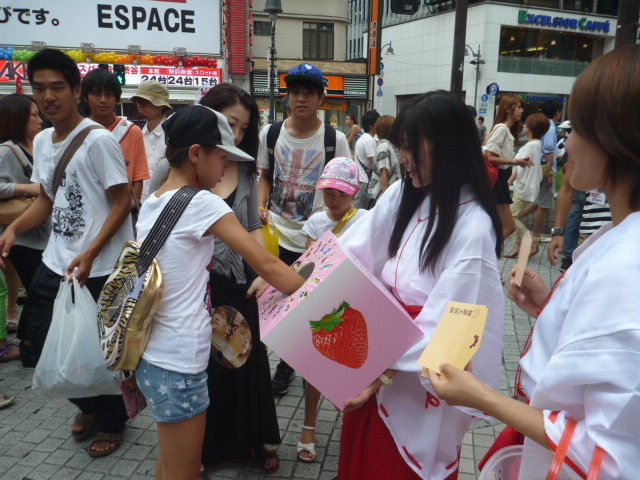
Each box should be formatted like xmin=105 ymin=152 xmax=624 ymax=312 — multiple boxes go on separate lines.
xmin=271 ymin=361 xmax=295 ymax=396
xmin=560 ymin=257 xmax=572 ymax=272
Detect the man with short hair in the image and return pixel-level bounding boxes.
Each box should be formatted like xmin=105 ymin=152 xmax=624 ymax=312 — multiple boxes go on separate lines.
xmin=354 ymin=109 xmax=380 ymax=208
xmin=478 ymin=116 xmax=487 ymax=143
xmin=131 ymin=80 xmax=172 ymax=201
xmin=82 ymin=68 xmax=149 ymax=206
xmin=0 ymin=49 xmax=133 ymax=457
xmin=257 ymin=63 xmax=350 ymax=397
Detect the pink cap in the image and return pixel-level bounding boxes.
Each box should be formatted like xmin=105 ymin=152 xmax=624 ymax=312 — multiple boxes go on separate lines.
xmin=317 ymin=157 xmax=359 ymax=195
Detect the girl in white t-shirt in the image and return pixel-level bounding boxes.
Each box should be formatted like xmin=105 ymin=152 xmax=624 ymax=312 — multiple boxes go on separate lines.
xmin=504 ymin=113 xmax=550 ymax=258
xmin=298 ymin=157 xmax=365 ymax=462
xmin=135 ymin=105 xmax=304 ymax=480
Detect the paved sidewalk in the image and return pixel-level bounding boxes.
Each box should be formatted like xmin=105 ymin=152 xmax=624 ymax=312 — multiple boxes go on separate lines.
xmin=0 ymin=235 xmax=562 ymax=480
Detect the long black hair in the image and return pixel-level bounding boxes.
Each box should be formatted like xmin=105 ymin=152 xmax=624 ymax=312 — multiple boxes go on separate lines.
xmin=388 ymin=91 xmax=502 ymax=271
xmin=199 ymin=83 xmax=260 ymax=174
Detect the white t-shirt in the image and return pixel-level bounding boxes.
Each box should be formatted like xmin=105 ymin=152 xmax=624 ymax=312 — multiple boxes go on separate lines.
xmin=141 ymin=119 xmax=166 ymax=202
xmin=512 ymin=140 xmax=543 ymax=203
xmin=302 ymin=209 xmax=367 ymax=240
xmin=32 ymin=118 xmax=133 ymax=277
xmin=138 ymin=189 xmax=232 ymax=374
xmin=257 ymin=120 xmax=351 ymax=252
xmin=354 ymin=132 xmax=376 ymax=183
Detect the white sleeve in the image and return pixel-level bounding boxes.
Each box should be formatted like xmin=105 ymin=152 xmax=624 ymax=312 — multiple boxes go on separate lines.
xmin=301 ymin=213 xmax=320 ymax=240
xmin=88 ymin=133 xmax=130 ymax=189
xmin=339 ymin=181 xmax=401 ymax=277
xmin=484 ymin=124 xmax=509 ymax=156
xmin=31 ymin=133 xmax=54 ymax=199
xmin=364 ymin=137 xmax=376 ymax=159
xmin=334 ymin=131 xmax=352 ymax=159
xmin=190 ymin=192 xmax=234 ymax=238
xmin=257 ymin=124 xmax=270 ymax=170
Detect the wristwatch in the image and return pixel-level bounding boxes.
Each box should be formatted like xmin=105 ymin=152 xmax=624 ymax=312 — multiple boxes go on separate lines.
xmin=551 ymin=228 xmax=564 ymax=236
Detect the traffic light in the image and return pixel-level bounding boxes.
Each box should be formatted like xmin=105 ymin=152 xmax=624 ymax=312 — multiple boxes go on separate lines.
xmin=113 ymin=64 xmax=126 ymax=86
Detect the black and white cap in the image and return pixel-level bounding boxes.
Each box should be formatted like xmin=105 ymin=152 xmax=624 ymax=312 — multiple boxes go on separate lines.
xmin=163 ymin=105 xmax=254 ymax=162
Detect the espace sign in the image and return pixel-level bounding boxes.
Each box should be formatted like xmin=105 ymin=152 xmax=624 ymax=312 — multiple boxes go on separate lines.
xmin=1 ymin=0 xmax=220 ymax=55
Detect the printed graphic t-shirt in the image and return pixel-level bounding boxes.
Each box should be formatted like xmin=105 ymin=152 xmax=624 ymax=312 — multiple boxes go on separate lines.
xmin=137 ymin=189 xmax=232 ymax=374
xmin=257 ymin=120 xmax=350 ymax=252
xmin=32 ymin=118 xmax=134 ymax=277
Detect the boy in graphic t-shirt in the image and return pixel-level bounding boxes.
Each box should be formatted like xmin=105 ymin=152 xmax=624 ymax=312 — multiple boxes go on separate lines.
xmin=0 ymin=49 xmax=133 ymax=458
xmin=257 ymin=63 xmax=351 ymax=397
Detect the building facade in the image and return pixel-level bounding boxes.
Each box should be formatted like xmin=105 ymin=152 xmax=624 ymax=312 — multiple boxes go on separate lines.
xmin=349 ymin=0 xmax=626 ymax=129
xmin=251 ymin=0 xmax=368 ymax=130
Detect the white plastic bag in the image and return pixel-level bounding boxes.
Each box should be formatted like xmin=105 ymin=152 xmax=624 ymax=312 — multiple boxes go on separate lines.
xmin=32 ymin=278 xmax=120 ymax=398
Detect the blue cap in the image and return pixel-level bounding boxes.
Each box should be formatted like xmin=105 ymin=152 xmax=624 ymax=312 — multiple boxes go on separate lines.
xmin=284 ymin=63 xmax=326 ymax=89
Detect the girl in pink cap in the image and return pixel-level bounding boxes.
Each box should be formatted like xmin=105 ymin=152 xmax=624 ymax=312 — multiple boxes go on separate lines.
xmin=297 ymin=156 xmax=367 ymax=462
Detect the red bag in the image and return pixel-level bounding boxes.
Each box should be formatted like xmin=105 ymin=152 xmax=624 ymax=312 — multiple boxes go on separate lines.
xmin=485 ymin=152 xmax=499 ymax=187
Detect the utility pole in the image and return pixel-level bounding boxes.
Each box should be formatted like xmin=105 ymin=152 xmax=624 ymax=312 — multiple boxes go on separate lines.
xmin=614 ymin=0 xmax=640 ymax=47
xmin=450 ymin=0 xmax=468 ymax=97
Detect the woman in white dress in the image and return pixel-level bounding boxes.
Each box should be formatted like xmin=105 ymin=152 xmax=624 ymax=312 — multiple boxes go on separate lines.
xmin=337 ymin=90 xmax=505 ymax=480
xmin=430 ymin=45 xmax=640 ymax=479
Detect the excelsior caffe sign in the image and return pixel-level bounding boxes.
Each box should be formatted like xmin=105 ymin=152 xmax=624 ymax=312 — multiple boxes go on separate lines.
xmin=1 ymin=0 xmax=220 ymax=55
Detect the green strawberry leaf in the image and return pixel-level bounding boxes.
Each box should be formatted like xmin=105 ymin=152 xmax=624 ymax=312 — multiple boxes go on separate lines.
xmin=309 ymin=301 xmax=350 ymax=332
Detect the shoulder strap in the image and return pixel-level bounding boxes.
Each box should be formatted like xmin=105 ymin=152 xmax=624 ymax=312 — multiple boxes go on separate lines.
xmin=111 ymin=117 xmax=134 ymax=143
xmin=266 ymin=121 xmax=284 ymax=186
xmin=332 ymin=207 xmax=358 ymax=236
xmin=323 ymin=124 xmax=337 ymax=164
xmin=137 ymin=185 xmax=199 ymax=276
xmin=0 ymin=143 xmax=32 ymax=178
xmin=52 ymin=125 xmax=104 ymax=198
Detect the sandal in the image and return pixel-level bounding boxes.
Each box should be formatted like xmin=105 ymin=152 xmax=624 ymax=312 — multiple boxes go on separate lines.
xmin=0 ymin=393 xmax=15 ymax=409
xmin=71 ymin=413 xmax=98 ymax=442
xmin=87 ymin=431 xmax=123 ymax=458
xmin=502 ymin=245 xmax=520 ymax=259
xmin=529 ymin=237 xmax=540 ymax=259
xmin=251 ymin=444 xmax=280 ymax=474
xmin=297 ymin=425 xmax=316 ymax=463
xmin=6 ymin=307 xmax=19 ymax=333
xmin=0 ymin=342 xmax=19 ymax=362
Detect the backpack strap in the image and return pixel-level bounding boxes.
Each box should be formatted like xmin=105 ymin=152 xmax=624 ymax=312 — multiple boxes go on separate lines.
xmin=323 ymin=123 xmax=337 ymax=163
xmin=111 ymin=117 xmax=134 ymax=144
xmin=52 ymin=125 xmax=104 ymax=198
xmin=137 ymin=185 xmax=199 ymax=275
xmin=266 ymin=121 xmax=284 ymax=186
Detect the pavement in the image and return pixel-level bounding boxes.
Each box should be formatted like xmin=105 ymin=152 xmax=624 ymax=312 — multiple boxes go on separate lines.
xmin=0 ymin=228 xmax=562 ymax=480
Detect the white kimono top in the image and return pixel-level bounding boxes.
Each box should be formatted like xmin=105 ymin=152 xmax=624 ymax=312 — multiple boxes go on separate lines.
xmin=341 ymin=181 xmax=505 ymax=479
xmin=519 ymin=211 xmax=640 ymax=480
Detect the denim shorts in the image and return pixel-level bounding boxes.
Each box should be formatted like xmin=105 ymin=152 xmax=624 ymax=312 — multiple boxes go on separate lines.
xmin=136 ymin=358 xmax=209 ymax=423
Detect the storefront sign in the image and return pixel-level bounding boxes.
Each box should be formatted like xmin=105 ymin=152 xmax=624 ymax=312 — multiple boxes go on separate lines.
xmin=518 ymin=10 xmax=610 ymax=33
xmin=252 ymin=72 xmax=368 ymax=99
xmin=0 ymin=60 xmax=221 ymax=87
xmin=1 ymin=1 xmax=220 ymax=54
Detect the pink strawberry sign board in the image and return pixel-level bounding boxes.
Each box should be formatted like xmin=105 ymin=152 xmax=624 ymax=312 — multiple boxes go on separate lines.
xmin=258 ymin=231 xmax=424 ymax=410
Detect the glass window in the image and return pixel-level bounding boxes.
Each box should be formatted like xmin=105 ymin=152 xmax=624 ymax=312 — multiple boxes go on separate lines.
xmin=498 ymin=26 xmax=605 ymax=77
xmin=304 ymin=22 xmax=335 ymax=61
xmin=596 ymin=0 xmax=618 ymax=15
xmin=254 ymin=21 xmax=271 ymax=36
xmin=563 ymin=0 xmax=594 ymax=13
xmin=527 ymin=0 xmax=560 ymax=9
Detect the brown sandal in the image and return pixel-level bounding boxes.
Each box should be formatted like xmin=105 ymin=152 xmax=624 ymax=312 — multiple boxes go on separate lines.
xmin=87 ymin=431 xmax=123 ymax=458
xmin=71 ymin=413 xmax=98 ymax=442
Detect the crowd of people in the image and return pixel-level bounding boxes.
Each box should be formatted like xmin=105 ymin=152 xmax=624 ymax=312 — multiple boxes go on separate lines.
xmin=0 ymin=44 xmax=638 ymax=480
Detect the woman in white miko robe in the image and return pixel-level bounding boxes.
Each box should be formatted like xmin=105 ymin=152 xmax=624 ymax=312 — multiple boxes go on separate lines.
xmin=430 ymin=45 xmax=640 ymax=480
xmin=337 ymin=91 xmax=505 ymax=480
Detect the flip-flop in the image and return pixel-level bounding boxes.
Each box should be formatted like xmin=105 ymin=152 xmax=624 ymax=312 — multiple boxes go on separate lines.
xmin=251 ymin=444 xmax=280 ymax=474
xmin=0 ymin=343 xmax=19 ymax=362
xmin=71 ymin=413 xmax=98 ymax=442
xmin=0 ymin=393 xmax=15 ymax=409
xmin=87 ymin=431 xmax=123 ymax=458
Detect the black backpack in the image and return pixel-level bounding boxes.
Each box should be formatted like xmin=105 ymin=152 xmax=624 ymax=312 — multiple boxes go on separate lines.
xmin=266 ymin=121 xmax=337 ymax=185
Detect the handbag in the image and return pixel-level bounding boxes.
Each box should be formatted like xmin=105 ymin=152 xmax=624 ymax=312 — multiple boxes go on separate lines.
xmin=119 ymin=372 xmax=147 ymax=419
xmin=0 ymin=144 xmax=35 ymax=225
xmin=32 ymin=278 xmax=120 ymax=398
xmin=97 ymin=185 xmax=200 ymax=371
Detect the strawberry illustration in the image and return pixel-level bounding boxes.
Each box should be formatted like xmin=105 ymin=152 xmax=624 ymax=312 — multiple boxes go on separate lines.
xmin=309 ymin=301 xmax=368 ymax=369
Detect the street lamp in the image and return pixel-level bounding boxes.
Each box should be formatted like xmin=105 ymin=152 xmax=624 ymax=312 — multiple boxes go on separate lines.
xmin=264 ymin=0 xmax=282 ymax=124
xmin=465 ymin=44 xmax=485 ymax=111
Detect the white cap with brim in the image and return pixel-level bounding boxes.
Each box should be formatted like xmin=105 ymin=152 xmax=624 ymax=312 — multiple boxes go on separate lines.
xmin=163 ymin=105 xmax=254 ymax=162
